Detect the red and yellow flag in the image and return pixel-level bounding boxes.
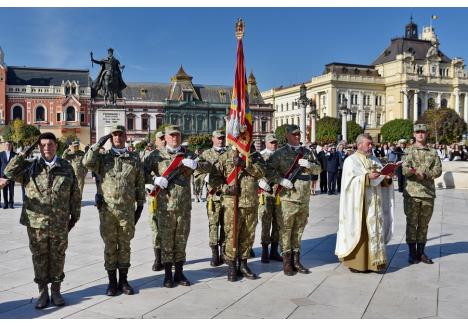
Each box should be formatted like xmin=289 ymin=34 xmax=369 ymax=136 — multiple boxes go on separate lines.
xmin=226 ymin=19 xmax=253 ymax=158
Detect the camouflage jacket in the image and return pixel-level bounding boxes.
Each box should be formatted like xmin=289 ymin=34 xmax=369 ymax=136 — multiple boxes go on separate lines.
xmin=145 ymin=147 xmax=211 ymax=211
xmin=62 ymin=149 xmax=88 ymax=179
xmin=259 ymin=149 xmax=278 ymax=198
xmin=196 ymin=147 xmax=226 ymax=201
xmin=4 ymin=154 xmax=81 ymax=229
xmin=210 ymin=147 xmax=266 ymax=208
xmin=83 ymin=144 xmax=146 ymax=216
xmin=268 ymin=145 xmax=322 ymax=203
xmin=402 ymin=145 xmax=442 ymax=199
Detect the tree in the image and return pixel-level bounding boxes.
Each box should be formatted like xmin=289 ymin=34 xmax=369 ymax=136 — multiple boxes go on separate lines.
xmin=417 ymin=108 xmax=467 ymax=144
xmin=316 ymin=117 xmax=340 ymax=144
xmin=346 ymin=121 xmax=364 ymax=144
xmin=274 ymin=124 xmax=289 ymax=146
xmin=2 ymin=119 xmax=41 ymax=148
xmin=380 ymin=119 xmax=413 ymax=143
xmin=188 ymin=134 xmax=212 ymax=152
xmin=57 ymin=134 xmax=79 ymax=157
xmin=149 ymin=123 xmax=171 ymax=141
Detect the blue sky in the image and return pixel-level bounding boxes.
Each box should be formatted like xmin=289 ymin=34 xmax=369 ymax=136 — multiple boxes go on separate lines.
xmin=1 ymin=8 xmax=468 ymax=91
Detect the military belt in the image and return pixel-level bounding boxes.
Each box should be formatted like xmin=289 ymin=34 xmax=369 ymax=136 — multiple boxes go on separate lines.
xmin=295 ymin=174 xmax=312 ymax=181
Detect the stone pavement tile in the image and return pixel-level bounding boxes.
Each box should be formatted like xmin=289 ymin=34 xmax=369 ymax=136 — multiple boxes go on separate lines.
xmin=0 ymin=269 xmax=36 ymax=292
xmin=439 ymin=286 xmax=468 ymax=303
xmin=289 ymin=303 xmax=362 ymax=319
xmin=437 ymin=300 xmax=468 ymax=318
xmin=0 ymin=290 xmax=33 ymax=314
xmin=307 ymin=284 xmax=374 ymax=312
xmin=64 ymin=309 xmax=117 ymax=319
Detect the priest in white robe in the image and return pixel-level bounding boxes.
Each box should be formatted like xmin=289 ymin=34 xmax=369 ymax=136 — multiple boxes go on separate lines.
xmin=335 ymin=134 xmax=394 ymax=273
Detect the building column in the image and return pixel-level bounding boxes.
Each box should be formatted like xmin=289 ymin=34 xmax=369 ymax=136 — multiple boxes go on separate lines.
xmin=455 ymin=91 xmax=460 ymax=115
xmin=464 ymin=93 xmax=468 ymax=123
xmin=413 ymin=94 xmax=419 ymax=122
xmin=437 ymin=93 xmax=442 ymax=108
xmin=403 ymin=94 xmax=409 ymax=119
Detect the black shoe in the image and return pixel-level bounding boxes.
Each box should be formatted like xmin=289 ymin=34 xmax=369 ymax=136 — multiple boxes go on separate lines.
xmin=417 ymin=243 xmax=434 ymax=264
xmin=407 ymin=243 xmax=419 ymax=264
xmin=35 ymin=284 xmax=49 ymax=309
xmin=106 ymin=270 xmax=118 ymax=296
xmin=269 ymin=242 xmax=283 ymax=262
xmin=293 ymin=251 xmax=310 ymax=274
xmin=282 ymin=252 xmax=296 ymax=276
xmin=163 ymin=263 xmax=174 ymax=288
xmin=152 ymin=248 xmax=163 ymax=271
xmin=261 ymin=244 xmax=270 ymax=263
xmin=174 ymin=261 xmax=190 ymax=286
xmin=118 ymin=268 xmax=135 ymax=295
xmin=3 ymin=205 xmax=7 ymax=209
xmin=9 ymin=203 xmax=14 ymax=209
xmin=50 ymin=282 xmax=65 ymax=306
xmin=239 ymin=259 xmax=257 ymax=280
xmin=210 ymin=245 xmax=221 ymax=267
xmin=227 ymin=260 xmax=237 ymax=282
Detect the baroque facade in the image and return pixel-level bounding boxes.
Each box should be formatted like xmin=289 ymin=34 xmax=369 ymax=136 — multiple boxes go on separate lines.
xmin=262 ymin=19 xmax=468 ymax=141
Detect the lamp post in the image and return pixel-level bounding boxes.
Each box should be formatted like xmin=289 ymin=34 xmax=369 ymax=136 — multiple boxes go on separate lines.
xmin=339 ymin=96 xmax=349 ymax=142
xmin=298 ymin=83 xmax=309 ymax=144
xmin=310 ymin=99 xmax=318 ymax=143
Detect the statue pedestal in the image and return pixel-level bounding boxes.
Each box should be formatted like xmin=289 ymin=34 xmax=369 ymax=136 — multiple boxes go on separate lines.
xmin=95 ymin=106 xmax=126 ymax=149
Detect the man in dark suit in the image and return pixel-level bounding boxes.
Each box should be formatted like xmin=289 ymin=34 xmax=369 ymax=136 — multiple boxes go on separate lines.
xmin=0 ymin=141 xmax=17 ymax=208
xmin=317 ymin=144 xmax=328 ymax=194
xmin=325 ymin=145 xmax=340 ymax=195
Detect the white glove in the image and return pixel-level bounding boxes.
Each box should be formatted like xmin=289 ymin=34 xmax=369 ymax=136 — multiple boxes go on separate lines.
xmin=145 ymin=184 xmax=153 ymax=193
xmin=279 ymin=178 xmax=294 ymax=189
xmin=204 ymin=174 xmax=210 ymax=183
xmin=258 ymin=179 xmax=272 ymax=192
xmin=298 ymin=158 xmax=312 ymax=169
xmin=154 ymin=176 xmax=168 ymax=189
xmin=182 ymin=158 xmax=198 ymax=170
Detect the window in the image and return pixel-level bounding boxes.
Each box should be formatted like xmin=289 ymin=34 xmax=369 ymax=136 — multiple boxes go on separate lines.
xmin=56 ymin=113 xmax=61 ymax=122
xmin=66 ymin=106 xmax=75 ymax=121
xmin=140 ymin=88 xmax=148 ymax=97
xmin=12 ymin=106 xmax=22 ymax=120
xmin=286 ymin=103 xmax=289 ymax=111
xmin=281 ymin=104 xmax=283 ymax=112
xmin=65 ymin=86 xmax=70 ymax=96
xmin=261 ymin=120 xmax=267 ymax=133
xmin=72 ymin=85 xmax=76 ymax=95
xmin=377 ymin=113 xmax=382 ymax=126
xmin=428 ymin=98 xmax=435 ymax=109
xmin=36 ymin=106 xmax=45 ymax=122
xmin=441 ymin=98 xmax=448 ymax=109
xmin=183 ymin=90 xmax=193 ymax=102
xmin=142 ymin=116 xmax=149 ymax=130
xmin=127 ymin=116 xmax=134 ymax=131
xmin=80 ymin=113 xmax=85 ymax=123
xmin=156 ymin=115 xmax=164 ymax=129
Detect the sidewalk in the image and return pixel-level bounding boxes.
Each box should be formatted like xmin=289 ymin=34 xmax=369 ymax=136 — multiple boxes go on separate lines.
xmin=0 ymin=185 xmax=467 ymax=318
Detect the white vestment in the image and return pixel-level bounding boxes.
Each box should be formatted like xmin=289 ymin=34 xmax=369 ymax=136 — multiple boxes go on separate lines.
xmin=335 ymin=152 xmax=394 ymax=267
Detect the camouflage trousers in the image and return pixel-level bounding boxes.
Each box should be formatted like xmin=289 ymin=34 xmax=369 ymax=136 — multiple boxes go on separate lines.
xmin=193 ymin=176 xmax=205 ymax=197
xmin=404 ymin=196 xmax=434 ymax=243
xmin=159 ymin=208 xmax=191 ymax=263
xmin=99 ymin=208 xmax=135 ymax=270
xmin=149 ymin=212 xmax=161 ymax=249
xmin=258 ymin=194 xmax=281 ymax=245
xmin=77 ymin=176 xmax=86 ymax=198
xmin=279 ymin=201 xmax=309 ymax=253
xmin=223 ymin=204 xmax=258 ymax=260
xmin=27 ymin=226 xmax=68 ymax=284
xmin=207 ymin=198 xmax=225 ymax=247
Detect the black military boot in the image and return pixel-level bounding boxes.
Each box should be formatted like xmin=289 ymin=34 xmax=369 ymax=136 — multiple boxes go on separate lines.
xmin=269 ymin=242 xmax=283 ymax=262
xmin=282 ymin=252 xmax=295 ymax=276
xmin=106 ymin=270 xmax=118 ymax=296
xmin=249 ymin=248 xmax=256 ymax=258
xmin=417 ymin=243 xmax=434 ymax=264
xmin=174 ymin=261 xmax=191 ymax=286
xmin=293 ymin=251 xmax=310 ymax=274
xmin=163 ymin=263 xmax=174 ymax=288
xmin=152 ymin=248 xmax=163 ymax=271
xmin=407 ymin=243 xmax=419 ymax=264
xmin=50 ymin=282 xmax=65 ymax=306
xmin=261 ymin=244 xmax=270 ymax=263
xmin=226 ymin=260 xmax=237 ymax=282
xmin=236 ymin=257 xmax=244 ymax=277
xmin=118 ymin=268 xmax=135 ymax=295
xmin=35 ymin=283 xmax=49 ymax=309
xmin=239 ymin=259 xmax=257 ymax=280
xmin=210 ymin=245 xmax=221 ymax=267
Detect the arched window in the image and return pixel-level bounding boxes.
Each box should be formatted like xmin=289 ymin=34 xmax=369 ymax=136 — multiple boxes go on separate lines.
xmin=441 ymin=98 xmax=448 ymax=109
xmin=36 ymin=106 xmax=45 ymax=122
xmin=428 ymin=98 xmax=435 ymax=110
xmin=66 ymin=106 xmax=75 ymax=121
xmin=12 ymin=106 xmax=22 ymax=120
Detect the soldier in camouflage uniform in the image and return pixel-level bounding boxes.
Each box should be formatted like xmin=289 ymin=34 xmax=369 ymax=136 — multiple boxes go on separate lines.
xmin=258 ymin=133 xmax=283 ymax=263
xmin=197 ymin=130 xmax=226 ymax=266
xmin=83 ymin=125 xmax=145 ymax=296
xmin=192 ymin=148 xmax=206 ymax=202
xmin=1 ymin=132 xmax=81 ymax=309
xmin=210 ymin=142 xmax=266 ymax=282
xmin=268 ymin=125 xmax=322 ymax=276
xmin=146 ymin=125 xmax=211 ymax=288
xmin=62 ymin=140 xmax=88 ymax=197
xmin=140 ymin=141 xmax=155 ymax=162
xmin=402 ymin=124 xmax=442 ymax=264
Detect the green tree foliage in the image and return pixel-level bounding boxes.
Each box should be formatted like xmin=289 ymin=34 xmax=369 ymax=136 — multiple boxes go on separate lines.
xmin=2 ymin=119 xmax=41 ymax=148
xmin=346 ymin=121 xmax=364 ymax=144
xmin=380 ymin=119 xmax=414 ymax=143
xmin=188 ymin=134 xmax=212 ymax=152
xmin=274 ymin=124 xmax=289 ymax=146
xmin=135 ymin=141 xmax=148 ymax=152
xmin=417 ymin=108 xmax=467 ymax=144
xmin=57 ymin=134 xmax=79 ymax=157
xmin=316 ymin=117 xmax=340 ymax=144
xmin=149 ymin=123 xmax=171 ymax=141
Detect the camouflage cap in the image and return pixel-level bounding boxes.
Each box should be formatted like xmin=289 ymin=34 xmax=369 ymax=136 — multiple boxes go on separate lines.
xmin=414 ymin=123 xmax=428 ymax=132
xmin=286 ymin=125 xmax=301 ymax=134
xmin=265 ymin=133 xmax=278 ymax=143
xmin=181 ymin=141 xmax=189 ymax=147
xmin=165 ymin=125 xmax=181 ymax=135
xmin=71 ymin=141 xmax=80 ymax=146
xmin=155 ymin=131 xmax=165 ymax=139
xmin=398 ymin=139 xmax=407 ymax=144
xmin=212 ymin=130 xmax=225 ymax=138
xmin=110 ymin=125 xmax=126 ymax=134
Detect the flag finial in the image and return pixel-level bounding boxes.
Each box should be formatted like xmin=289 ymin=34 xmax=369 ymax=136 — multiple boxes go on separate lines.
xmin=235 ymin=18 xmax=245 ymax=40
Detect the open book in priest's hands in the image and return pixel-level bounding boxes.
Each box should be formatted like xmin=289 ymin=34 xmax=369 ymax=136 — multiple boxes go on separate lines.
xmin=378 ymin=161 xmax=403 ymax=175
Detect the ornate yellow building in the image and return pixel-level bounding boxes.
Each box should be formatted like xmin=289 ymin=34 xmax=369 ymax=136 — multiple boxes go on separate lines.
xmin=262 ymin=19 xmax=468 ymax=141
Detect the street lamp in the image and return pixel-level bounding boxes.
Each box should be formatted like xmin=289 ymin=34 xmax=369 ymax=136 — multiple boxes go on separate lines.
xmin=339 ymin=96 xmax=349 ymax=142
xmin=309 ymin=99 xmax=318 ymax=143
xmin=298 ymin=83 xmax=309 ymax=144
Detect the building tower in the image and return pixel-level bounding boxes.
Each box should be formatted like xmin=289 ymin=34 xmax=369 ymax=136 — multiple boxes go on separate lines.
xmin=405 ymin=16 xmax=418 ymax=39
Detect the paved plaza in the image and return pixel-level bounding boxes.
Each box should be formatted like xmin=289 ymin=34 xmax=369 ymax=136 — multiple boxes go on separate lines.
xmin=0 ymin=180 xmax=467 ymax=319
